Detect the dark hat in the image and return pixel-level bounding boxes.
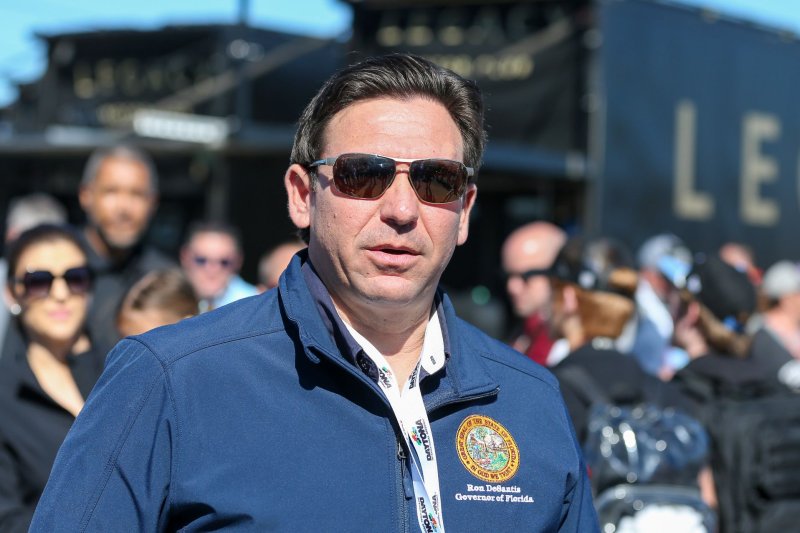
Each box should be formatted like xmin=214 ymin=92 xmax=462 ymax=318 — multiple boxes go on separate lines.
xmin=659 ymin=253 xmax=756 ymax=330
xmin=550 ymin=237 xmax=636 ymax=298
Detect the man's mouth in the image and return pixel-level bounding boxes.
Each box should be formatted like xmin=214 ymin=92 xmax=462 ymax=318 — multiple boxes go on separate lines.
xmin=372 ymin=245 xmax=419 ymax=256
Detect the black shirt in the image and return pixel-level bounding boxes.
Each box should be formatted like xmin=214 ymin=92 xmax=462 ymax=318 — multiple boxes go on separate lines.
xmin=0 ymin=333 xmax=105 ymax=532
xmin=81 ymin=233 xmax=174 ymax=351
xmin=672 ymin=346 xmax=790 ymax=414
xmin=553 ymin=340 xmax=691 ymax=442
xmin=749 ymin=327 xmax=795 ymax=377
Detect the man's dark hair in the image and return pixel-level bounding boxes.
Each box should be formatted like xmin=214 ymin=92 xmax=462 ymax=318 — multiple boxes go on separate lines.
xmin=290 ymin=53 xmax=487 ymax=243
xmin=81 ymin=144 xmax=159 ymax=192
xmin=183 ymin=220 xmax=244 ymax=255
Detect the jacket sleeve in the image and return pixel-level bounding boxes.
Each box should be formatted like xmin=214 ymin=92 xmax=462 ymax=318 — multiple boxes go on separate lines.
xmin=557 ymin=398 xmax=601 ymax=532
xmin=558 ymin=458 xmax=599 ymax=532
xmin=0 ymin=439 xmax=34 ymax=533
xmin=29 ymin=339 xmax=176 ymax=532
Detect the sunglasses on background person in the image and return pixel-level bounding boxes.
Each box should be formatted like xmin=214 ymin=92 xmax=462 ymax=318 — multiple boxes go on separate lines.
xmin=308 ymin=153 xmax=475 ymax=204
xmin=15 ymin=266 xmax=93 ymax=299
xmin=504 ymin=268 xmax=553 ymax=283
xmin=191 ymin=255 xmax=235 ymax=270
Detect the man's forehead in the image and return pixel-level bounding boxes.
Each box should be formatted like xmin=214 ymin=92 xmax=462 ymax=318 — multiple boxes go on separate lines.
xmin=190 ymin=232 xmax=237 ymax=250
xmin=94 ymin=156 xmax=154 ymax=190
xmin=97 ymin=156 xmax=147 ymax=176
xmin=322 ymin=96 xmax=463 ymax=156
xmin=503 ymin=233 xmax=561 ymax=269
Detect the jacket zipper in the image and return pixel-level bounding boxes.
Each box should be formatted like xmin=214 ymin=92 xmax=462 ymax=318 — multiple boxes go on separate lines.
xmin=396 ymin=439 xmax=409 ymax=533
xmin=308 ymin=345 xmax=411 ymax=531
xmin=308 ymin=345 xmax=499 ymax=532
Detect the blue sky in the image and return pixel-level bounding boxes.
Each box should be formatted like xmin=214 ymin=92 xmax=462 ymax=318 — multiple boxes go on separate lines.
xmin=1 ymin=0 xmax=799 ymax=107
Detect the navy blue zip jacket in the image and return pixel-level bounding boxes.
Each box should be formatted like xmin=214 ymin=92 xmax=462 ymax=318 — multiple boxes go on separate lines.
xmin=31 ymin=255 xmax=598 ymax=532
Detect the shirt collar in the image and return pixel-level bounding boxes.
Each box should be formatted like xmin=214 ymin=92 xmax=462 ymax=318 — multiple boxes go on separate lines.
xmin=300 ymin=258 xmax=450 ymax=384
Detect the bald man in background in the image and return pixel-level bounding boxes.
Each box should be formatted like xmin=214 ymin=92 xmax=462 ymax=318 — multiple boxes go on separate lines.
xmin=502 ymin=222 xmax=566 ymax=365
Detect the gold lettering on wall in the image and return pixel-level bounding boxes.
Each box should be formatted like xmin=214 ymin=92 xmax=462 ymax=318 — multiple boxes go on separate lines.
xmin=673 ymin=99 xmax=715 ymax=221
xmin=741 ymin=112 xmax=780 ymax=226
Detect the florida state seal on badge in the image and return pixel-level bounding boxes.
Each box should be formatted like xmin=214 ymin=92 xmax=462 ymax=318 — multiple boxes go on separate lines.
xmin=456 ymin=415 xmax=520 ymax=482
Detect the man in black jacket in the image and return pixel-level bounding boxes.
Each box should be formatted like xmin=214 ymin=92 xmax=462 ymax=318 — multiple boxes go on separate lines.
xmin=78 ymin=145 xmax=174 ymax=350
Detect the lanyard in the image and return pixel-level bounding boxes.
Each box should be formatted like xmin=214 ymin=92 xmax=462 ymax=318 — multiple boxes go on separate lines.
xmin=344 ymin=312 xmax=446 ymax=533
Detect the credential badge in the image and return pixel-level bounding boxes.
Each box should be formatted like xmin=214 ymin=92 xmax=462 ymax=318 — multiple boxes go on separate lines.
xmin=456 ymin=415 xmax=520 ymax=483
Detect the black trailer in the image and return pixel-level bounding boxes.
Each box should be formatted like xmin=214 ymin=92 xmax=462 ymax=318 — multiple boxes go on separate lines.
xmin=2 ymin=0 xmax=799 ymax=334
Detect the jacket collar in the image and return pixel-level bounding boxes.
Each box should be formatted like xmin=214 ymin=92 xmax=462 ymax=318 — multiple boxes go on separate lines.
xmin=1 ymin=327 xmax=102 ymax=410
xmin=279 ymin=251 xmax=498 ymax=405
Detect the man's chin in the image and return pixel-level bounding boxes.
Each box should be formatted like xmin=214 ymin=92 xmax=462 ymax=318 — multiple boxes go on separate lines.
xmin=103 ymin=233 xmax=143 ymax=251
xmin=358 ymin=279 xmax=429 ymax=308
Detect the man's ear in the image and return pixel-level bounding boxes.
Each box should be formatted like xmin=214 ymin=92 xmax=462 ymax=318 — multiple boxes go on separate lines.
xmin=456 ymin=184 xmax=477 ymax=246
xmin=78 ymin=184 xmax=92 ymax=213
xmin=146 ymin=192 xmax=159 ymax=221
xmin=179 ymin=245 xmax=192 ymax=269
xmin=285 ymin=164 xmax=313 ymax=231
xmin=562 ymin=285 xmax=579 ymax=315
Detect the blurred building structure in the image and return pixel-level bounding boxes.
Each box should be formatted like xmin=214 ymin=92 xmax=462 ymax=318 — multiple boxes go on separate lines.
xmin=1 ymin=0 xmax=799 ymax=313
xmin=0 ymin=25 xmax=344 ymax=280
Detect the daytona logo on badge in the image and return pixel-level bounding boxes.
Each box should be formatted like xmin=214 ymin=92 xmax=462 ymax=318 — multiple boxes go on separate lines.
xmin=456 ymin=415 xmax=520 ymax=483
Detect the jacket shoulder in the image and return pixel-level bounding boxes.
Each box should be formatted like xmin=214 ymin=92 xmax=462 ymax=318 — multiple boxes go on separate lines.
xmin=453 ymin=317 xmax=560 ymax=391
xmin=132 ymin=290 xmax=282 ymax=366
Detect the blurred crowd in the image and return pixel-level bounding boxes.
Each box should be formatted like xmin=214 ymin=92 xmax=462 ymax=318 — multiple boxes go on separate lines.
xmin=2 ymin=142 xmax=800 ymax=531
xmin=0 ymin=144 xmax=305 ymax=530
xmin=501 ymin=222 xmax=800 ymax=531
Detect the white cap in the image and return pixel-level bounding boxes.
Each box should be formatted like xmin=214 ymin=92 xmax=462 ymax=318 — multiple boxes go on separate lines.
xmin=637 ymin=233 xmax=691 ymax=270
xmin=762 ymin=260 xmax=800 ymax=299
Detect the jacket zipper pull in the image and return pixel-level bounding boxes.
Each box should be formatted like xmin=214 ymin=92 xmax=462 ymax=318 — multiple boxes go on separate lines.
xmin=397 ymin=440 xmax=406 ymax=461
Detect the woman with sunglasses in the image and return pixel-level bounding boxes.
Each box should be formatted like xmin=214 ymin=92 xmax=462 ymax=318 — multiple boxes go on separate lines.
xmin=0 ymin=224 xmax=104 ymax=531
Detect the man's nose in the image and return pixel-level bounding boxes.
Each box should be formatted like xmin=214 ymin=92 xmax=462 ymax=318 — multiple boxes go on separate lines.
xmin=379 ymin=166 xmax=420 ymax=227
xmin=507 ymin=276 xmax=523 ymax=295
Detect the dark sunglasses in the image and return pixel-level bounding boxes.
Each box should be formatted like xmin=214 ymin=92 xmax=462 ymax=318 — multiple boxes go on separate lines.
xmin=16 ymin=266 xmax=92 ymax=299
xmin=308 ymin=153 xmax=475 ymax=204
xmin=505 ymin=268 xmax=553 ymax=282
xmin=192 ymin=255 xmax=234 ymax=270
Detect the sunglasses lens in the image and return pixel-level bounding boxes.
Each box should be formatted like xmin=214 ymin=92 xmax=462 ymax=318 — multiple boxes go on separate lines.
xmin=332 ymin=154 xmax=396 ymax=199
xmin=22 ymin=271 xmax=54 ymax=298
xmin=410 ymin=159 xmax=467 ymax=204
xmin=64 ymin=267 xmax=92 ymax=295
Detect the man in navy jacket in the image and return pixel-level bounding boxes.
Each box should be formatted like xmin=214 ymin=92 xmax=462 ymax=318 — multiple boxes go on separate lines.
xmin=31 ymin=54 xmax=597 ymax=532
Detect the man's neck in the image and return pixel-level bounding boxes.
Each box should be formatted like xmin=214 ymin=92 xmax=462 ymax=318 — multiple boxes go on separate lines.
xmin=334 ymin=298 xmax=432 ymax=385
xmin=84 ymin=227 xmax=131 ymax=265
